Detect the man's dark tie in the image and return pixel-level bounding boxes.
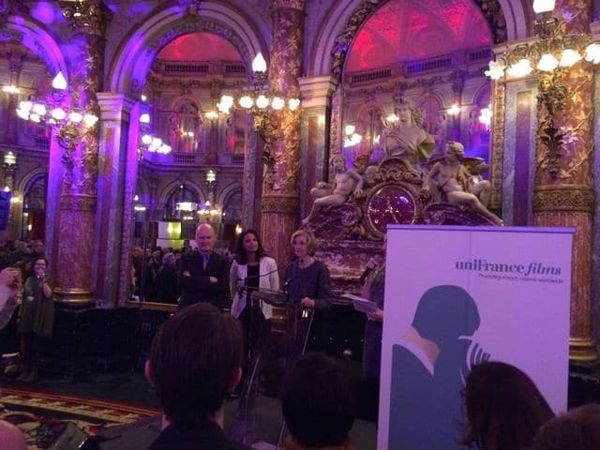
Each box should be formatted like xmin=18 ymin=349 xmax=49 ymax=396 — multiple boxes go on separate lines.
xmin=202 ymin=254 xmax=209 ymax=270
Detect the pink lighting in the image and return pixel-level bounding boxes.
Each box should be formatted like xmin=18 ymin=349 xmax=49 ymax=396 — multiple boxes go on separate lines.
xmin=345 ymin=0 xmax=492 ymax=72
xmin=157 ymin=32 xmax=242 ymax=62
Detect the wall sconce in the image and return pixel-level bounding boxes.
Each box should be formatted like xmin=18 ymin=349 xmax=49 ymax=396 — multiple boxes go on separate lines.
xmin=206 ymin=169 xmax=217 ymax=185
xmin=139 ymin=111 xmax=171 ymax=156
xmin=1 ymin=85 xmax=20 ymax=95
xmin=216 ymin=53 xmax=301 ymax=165
xmin=3 ymin=151 xmax=16 ymax=167
xmin=478 ymin=106 xmax=492 ymax=129
xmin=2 ymin=151 xmax=17 ymax=192
xmin=486 ymin=2 xmax=600 ymax=178
xmin=343 ymin=124 xmax=362 ymax=147
xmin=447 ymin=104 xmax=461 ymax=116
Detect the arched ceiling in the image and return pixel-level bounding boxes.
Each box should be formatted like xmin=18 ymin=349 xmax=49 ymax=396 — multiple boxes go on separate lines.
xmin=345 ymin=0 xmax=492 ymax=72
xmin=157 ymin=32 xmax=242 ymax=61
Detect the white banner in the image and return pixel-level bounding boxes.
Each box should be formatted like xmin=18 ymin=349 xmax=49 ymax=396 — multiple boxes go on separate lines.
xmin=378 ymin=225 xmax=573 ymax=450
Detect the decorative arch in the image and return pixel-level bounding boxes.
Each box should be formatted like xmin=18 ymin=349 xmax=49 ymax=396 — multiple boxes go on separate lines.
xmin=2 ymin=15 xmax=68 ymax=79
xmin=216 ymin=182 xmax=241 ymax=208
xmin=135 ymin=173 xmax=151 ymax=201
xmin=308 ymin=0 xmax=532 ymax=78
xmin=16 ymin=167 xmax=48 ymax=196
xmin=157 ymin=179 xmax=206 ymax=207
xmin=107 ymin=2 xmax=267 ymax=96
xmin=471 ymin=83 xmax=493 ymax=107
xmin=217 ymin=183 xmax=242 ymax=224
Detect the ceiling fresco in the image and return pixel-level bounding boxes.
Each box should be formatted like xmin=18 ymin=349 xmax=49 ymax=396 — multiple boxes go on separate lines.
xmin=157 ymin=32 xmax=243 ymax=62
xmin=345 ymin=0 xmax=492 ymax=72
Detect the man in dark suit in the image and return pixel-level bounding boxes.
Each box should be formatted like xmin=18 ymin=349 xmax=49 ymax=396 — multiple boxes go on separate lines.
xmin=179 ymin=223 xmax=229 ymax=310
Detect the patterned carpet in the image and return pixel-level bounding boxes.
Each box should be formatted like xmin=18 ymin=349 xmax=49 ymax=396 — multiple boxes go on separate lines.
xmin=0 ymin=387 xmax=159 ymax=449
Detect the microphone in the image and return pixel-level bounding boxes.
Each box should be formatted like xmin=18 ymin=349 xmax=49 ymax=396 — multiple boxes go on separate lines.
xmin=358 ymin=267 xmax=373 ymax=284
xmin=236 ymin=279 xmax=246 ymax=297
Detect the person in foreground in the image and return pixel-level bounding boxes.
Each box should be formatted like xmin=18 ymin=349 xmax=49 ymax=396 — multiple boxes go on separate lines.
xmin=145 ymin=303 xmax=252 ymax=450
xmin=532 ymin=404 xmax=600 ymax=450
xmin=0 ymin=420 xmax=27 ymax=450
xmin=461 ymin=361 xmax=554 ymax=450
xmin=280 ymin=352 xmax=356 ymax=450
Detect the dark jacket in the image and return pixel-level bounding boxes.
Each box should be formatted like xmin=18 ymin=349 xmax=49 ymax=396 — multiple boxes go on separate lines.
xmin=179 ymin=250 xmax=229 ymax=309
xmin=148 ymin=420 xmax=252 ymax=450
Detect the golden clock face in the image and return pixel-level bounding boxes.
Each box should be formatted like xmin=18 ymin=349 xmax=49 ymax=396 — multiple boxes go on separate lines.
xmin=366 ymin=184 xmax=417 ymax=235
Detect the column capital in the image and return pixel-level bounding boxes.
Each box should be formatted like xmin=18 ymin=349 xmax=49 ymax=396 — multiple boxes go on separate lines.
xmin=97 ymin=93 xmax=136 ymax=120
xmin=298 ymin=75 xmax=338 ymax=109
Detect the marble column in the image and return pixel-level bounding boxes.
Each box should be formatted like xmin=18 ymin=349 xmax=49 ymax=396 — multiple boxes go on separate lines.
xmin=241 ymin=115 xmax=261 ymax=230
xmin=52 ymin=1 xmax=112 ymax=304
xmin=298 ymin=76 xmax=337 ymax=218
xmin=95 ymin=93 xmax=136 ymax=307
xmin=533 ymin=0 xmax=597 ymax=362
xmin=260 ymin=0 xmax=305 ymax=265
xmin=3 ymin=51 xmax=24 ymax=145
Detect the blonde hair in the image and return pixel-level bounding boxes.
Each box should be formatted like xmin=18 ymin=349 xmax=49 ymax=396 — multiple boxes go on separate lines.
xmin=290 ymin=229 xmax=318 ymax=256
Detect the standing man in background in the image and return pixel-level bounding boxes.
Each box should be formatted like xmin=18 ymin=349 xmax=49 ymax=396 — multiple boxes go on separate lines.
xmin=180 ymin=224 xmax=229 ymax=310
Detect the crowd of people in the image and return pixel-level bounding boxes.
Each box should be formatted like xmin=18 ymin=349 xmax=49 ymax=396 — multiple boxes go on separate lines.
xmin=2 ymin=227 xmax=600 ymax=449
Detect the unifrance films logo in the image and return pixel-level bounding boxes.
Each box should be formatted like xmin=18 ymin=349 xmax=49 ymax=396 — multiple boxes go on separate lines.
xmin=455 ymin=259 xmax=564 ymax=284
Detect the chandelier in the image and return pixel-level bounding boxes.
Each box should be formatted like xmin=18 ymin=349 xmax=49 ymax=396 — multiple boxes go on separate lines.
xmin=486 ymin=1 xmax=600 ymax=81
xmin=485 ymin=0 xmax=600 ymax=177
xmin=216 ymin=53 xmax=301 ymax=164
xmin=14 ymin=72 xmax=99 ymax=148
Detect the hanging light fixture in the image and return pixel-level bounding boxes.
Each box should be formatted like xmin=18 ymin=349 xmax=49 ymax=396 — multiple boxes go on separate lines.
xmin=15 ymin=72 xmax=100 ymax=148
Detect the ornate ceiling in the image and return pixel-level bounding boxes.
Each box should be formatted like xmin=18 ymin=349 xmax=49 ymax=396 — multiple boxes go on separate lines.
xmin=157 ymin=32 xmax=243 ymax=62
xmin=345 ymin=0 xmax=492 ymax=72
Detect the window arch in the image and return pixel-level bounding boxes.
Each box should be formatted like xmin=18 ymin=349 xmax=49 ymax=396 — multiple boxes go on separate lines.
xmin=22 ymin=173 xmax=48 ymax=241
xmin=163 ymin=185 xmax=200 ymax=220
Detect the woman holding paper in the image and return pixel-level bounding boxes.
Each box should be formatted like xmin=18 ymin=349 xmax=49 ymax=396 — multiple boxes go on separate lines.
xmin=361 ymin=255 xmax=385 ymax=422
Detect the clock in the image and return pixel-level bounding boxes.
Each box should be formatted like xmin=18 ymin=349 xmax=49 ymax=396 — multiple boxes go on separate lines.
xmin=364 ymin=183 xmax=418 ymax=237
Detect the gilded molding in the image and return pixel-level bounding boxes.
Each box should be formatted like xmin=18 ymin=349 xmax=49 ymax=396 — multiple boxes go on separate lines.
xmin=53 ymin=288 xmax=94 ymax=305
xmin=261 ymin=195 xmax=300 ymax=214
xmin=148 ymin=17 xmax=250 ymax=68
xmin=330 ymin=0 xmax=506 ymax=81
xmin=274 ymin=0 xmax=304 ymax=10
xmin=533 ymin=185 xmax=594 ymax=213
xmin=60 ymin=0 xmax=113 ymax=37
xmin=569 ymin=337 xmax=599 ymax=363
xmin=490 ymin=81 xmax=505 ymax=210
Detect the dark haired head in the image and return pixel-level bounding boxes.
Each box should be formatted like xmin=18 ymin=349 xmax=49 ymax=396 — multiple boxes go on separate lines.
xmin=32 ymin=257 xmax=48 ymax=267
xmin=236 ymin=229 xmax=266 ymax=265
xmin=147 ymin=303 xmax=243 ymax=425
xmin=461 ymin=361 xmax=554 ymax=450
xmin=532 ymin=404 xmax=600 ymax=450
xmin=281 ymin=352 xmax=355 ymax=448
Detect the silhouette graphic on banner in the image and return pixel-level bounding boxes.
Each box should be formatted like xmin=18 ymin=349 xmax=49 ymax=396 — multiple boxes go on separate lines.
xmin=388 ymin=285 xmax=490 ymax=449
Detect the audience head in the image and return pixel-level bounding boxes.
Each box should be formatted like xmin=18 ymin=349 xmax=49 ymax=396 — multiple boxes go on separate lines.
xmin=146 ymin=303 xmax=243 ymax=425
xmin=162 ymin=252 xmax=176 ymax=267
xmin=281 ymin=352 xmax=355 ymax=448
xmin=236 ymin=229 xmax=266 ymax=264
xmin=290 ymin=229 xmax=317 ymax=259
xmin=0 ymin=420 xmax=27 ymax=450
xmin=461 ymin=361 xmax=554 ymax=450
xmin=532 ymin=404 xmax=600 ymax=450
xmin=195 ymin=223 xmax=216 ymax=253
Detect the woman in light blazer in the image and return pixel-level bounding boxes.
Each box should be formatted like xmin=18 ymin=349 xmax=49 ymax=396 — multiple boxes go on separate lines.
xmin=230 ymin=230 xmax=279 ymax=341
